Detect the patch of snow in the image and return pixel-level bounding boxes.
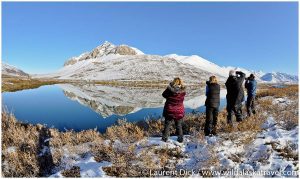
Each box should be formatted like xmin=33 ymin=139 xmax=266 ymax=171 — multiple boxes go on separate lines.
xmin=50 ymin=154 xmax=111 ymax=177
xmin=272 ymin=97 xmax=292 ymax=106
xmin=5 ymin=146 xmax=16 ymax=154
xmin=261 ymin=117 xmax=277 ymax=130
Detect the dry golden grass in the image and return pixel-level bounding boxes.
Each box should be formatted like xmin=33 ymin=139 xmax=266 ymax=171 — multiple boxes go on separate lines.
xmin=256 ymin=84 xmax=298 ymax=99
xmin=61 ymin=166 xmax=81 ymax=177
xmin=2 ymin=76 xmax=61 ymax=92
xmin=2 ymin=112 xmax=44 ymax=177
xmin=2 ymin=76 xmax=204 ymax=92
xmin=1 ymin=112 xmax=103 ymax=177
xmin=105 ymin=119 xmax=145 ymax=143
xmin=102 ymin=144 xmax=143 ymax=177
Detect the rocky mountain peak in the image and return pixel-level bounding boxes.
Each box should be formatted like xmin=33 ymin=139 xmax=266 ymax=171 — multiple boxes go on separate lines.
xmin=64 ymin=41 xmax=144 ymax=66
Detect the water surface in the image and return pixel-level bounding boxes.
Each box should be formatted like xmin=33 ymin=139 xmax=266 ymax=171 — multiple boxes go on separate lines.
xmin=2 ymin=84 xmax=226 ymax=132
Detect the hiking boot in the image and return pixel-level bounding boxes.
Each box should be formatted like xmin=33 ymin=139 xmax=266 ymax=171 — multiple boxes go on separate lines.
xmin=177 ymin=137 xmax=183 ymax=143
xmin=162 ymin=137 xmax=168 ymax=142
xmin=228 ymin=121 xmax=233 ymax=127
xmin=212 ymin=127 xmax=217 ymax=135
xmin=236 ymin=117 xmax=243 ymax=122
xmin=211 ymin=131 xmax=217 ymax=136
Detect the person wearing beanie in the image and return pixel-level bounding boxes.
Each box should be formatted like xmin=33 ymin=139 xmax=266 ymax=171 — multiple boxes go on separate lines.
xmin=225 ymin=70 xmax=246 ymax=126
xmin=229 ymin=70 xmax=235 ymax=77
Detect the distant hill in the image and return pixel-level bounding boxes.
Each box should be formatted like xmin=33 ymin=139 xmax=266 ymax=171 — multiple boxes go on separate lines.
xmin=261 ymin=72 xmax=298 ymax=84
xmin=2 ymin=63 xmax=29 ymax=78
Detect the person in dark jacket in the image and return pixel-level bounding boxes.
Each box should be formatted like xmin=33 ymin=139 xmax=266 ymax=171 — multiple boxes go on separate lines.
xmin=225 ymin=70 xmax=246 ymax=125
xmin=245 ymin=74 xmax=257 ymax=117
xmin=204 ymin=76 xmax=220 ymax=136
xmin=162 ymin=77 xmax=186 ymax=143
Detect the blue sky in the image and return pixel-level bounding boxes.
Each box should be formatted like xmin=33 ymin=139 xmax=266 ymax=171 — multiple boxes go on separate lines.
xmin=2 ymin=2 xmax=298 ymax=75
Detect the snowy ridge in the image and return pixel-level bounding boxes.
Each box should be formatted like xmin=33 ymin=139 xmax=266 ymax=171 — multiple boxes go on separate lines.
xmin=35 ymin=41 xmax=297 ymax=84
xmin=165 ymin=54 xmax=265 ymax=80
xmin=261 ymin=72 xmax=298 ymax=84
xmin=2 ymin=63 xmax=29 ymax=77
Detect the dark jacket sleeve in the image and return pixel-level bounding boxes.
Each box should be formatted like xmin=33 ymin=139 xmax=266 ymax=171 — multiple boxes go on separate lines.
xmin=205 ymin=81 xmax=210 ymax=96
xmin=245 ymin=79 xmax=249 ymax=89
xmin=162 ymin=88 xmax=171 ymax=98
xmin=236 ymin=71 xmax=246 ymax=85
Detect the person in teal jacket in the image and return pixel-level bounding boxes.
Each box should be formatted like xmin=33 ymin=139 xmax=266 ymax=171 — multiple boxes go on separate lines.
xmin=245 ymin=74 xmax=257 ymax=117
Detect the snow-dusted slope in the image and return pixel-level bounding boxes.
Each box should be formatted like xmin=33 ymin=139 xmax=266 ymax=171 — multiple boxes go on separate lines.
xmin=39 ymin=53 xmax=224 ymax=83
xmin=2 ymin=63 xmax=29 ymax=77
xmin=37 ymin=41 xmax=297 ymax=83
xmin=261 ymin=72 xmax=298 ymax=84
xmin=165 ymin=54 xmax=265 ymax=80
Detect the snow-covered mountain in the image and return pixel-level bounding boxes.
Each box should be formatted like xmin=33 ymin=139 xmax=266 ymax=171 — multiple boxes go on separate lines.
xmin=36 ymin=41 xmax=297 ymax=84
xmin=38 ymin=42 xmax=226 ymax=83
xmin=2 ymin=63 xmax=29 ymax=77
xmin=165 ymin=54 xmax=265 ymax=80
xmin=261 ymin=72 xmax=298 ymax=84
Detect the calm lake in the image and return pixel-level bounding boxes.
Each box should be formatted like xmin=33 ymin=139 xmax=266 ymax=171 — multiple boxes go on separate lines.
xmin=2 ymin=84 xmax=226 ymax=133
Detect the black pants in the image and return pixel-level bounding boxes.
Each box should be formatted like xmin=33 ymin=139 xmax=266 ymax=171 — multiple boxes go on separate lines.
xmin=227 ymin=103 xmax=243 ymax=124
xmin=246 ymin=95 xmax=256 ymax=116
xmin=205 ymin=107 xmax=218 ymax=136
xmin=162 ymin=118 xmax=183 ymax=142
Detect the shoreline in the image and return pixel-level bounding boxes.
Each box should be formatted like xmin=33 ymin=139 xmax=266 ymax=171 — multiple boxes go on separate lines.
xmin=2 ymin=75 xmax=290 ymax=92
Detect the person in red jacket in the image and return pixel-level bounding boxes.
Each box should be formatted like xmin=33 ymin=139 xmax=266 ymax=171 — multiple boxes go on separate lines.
xmin=161 ymin=77 xmax=186 ymax=143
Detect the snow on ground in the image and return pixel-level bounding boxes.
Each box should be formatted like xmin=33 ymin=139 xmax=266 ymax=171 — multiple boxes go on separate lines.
xmin=134 ymin=116 xmax=298 ymax=177
xmin=50 ymin=154 xmax=111 ymax=177
xmin=272 ymin=97 xmax=292 ymax=106
xmin=48 ymin=119 xmax=298 ymax=177
xmin=48 ymin=97 xmax=298 ymax=177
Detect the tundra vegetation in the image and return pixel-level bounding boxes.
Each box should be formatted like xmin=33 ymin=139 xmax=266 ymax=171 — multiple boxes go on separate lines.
xmin=2 ymin=75 xmax=206 ymax=92
xmin=1 ymin=83 xmax=298 ymax=177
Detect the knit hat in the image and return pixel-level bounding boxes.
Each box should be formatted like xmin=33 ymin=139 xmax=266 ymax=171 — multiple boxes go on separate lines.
xmin=229 ymin=70 xmax=235 ymax=76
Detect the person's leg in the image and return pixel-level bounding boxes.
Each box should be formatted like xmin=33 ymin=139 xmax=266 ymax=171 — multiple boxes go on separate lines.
xmin=175 ymin=119 xmax=183 ymax=142
xmin=205 ymin=107 xmax=213 ymax=136
xmin=234 ymin=103 xmax=243 ymax=122
xmin=162 ymin=118 xmax=172 ymax=142
xmin=227 ymin=105 xmax=233 ymax=126
xmin=246 ymin=96 xmax=251 ymax=117
xmin=251 ymin=96 xmax=256 ymax=115
xmin=212 ymin=107 xmax=218 ymax=135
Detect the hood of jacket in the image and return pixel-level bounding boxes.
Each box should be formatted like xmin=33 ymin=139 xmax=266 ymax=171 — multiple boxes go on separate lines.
xmin=168 ymin=82 xmax=185 ymax=94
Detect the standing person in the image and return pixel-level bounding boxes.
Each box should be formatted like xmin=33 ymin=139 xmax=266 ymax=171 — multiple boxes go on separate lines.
xmin=245 ymin=74 xmax=257 ymax=117
xmin=162 ymin=77 xmax=186 ymax=143
xmin=225 ymin=70 xmax=246 ymax=126
xmin=204 ymin=76 xmax=220 ymax=136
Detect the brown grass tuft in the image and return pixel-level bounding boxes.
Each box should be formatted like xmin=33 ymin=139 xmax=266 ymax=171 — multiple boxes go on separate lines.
xmin=105 ymin=119 xmax=145 ymax=143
